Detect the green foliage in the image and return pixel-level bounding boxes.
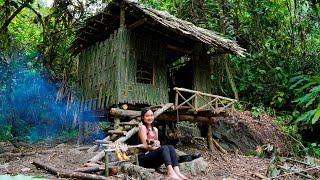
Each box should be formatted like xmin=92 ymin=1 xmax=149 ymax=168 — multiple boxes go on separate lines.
xmin=305 ymin=143 xmax=320 ymax=158
xmin=0 ymin=124 xmax=13 ymax=141
xmin=290 ymin=74 xmax=320 ymax=125
xmin=60 ymin=129 xmax=79 ymax=141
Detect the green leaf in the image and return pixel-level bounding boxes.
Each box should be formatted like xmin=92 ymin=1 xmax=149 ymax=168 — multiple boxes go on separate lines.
xmin=289 ymin=78 xmax=307 ymax=90
xmin=310 ymin=85 xmax=320 ymax=93
xmin=311 ymin=109 xmax=320 ymax=124
xmin=296 ymin=109 xmax=316 ymax=123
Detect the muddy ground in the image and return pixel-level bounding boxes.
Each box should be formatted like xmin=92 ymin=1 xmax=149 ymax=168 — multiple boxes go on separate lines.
xmin=0 ymin=142 xmax=269 ymax=179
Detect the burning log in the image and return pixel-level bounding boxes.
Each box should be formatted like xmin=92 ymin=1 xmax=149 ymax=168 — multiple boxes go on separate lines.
xmin=32 ymin=160 xmax=109 ymax=180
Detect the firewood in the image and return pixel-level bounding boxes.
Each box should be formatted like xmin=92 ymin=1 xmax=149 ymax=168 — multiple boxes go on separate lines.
xmin=95 ymin=140 xmax=113 ymax=144
xmin=32 ymin=160 xmax=109 ymax=180
xmin=108 ymin=130 xmax=127 ymax=135
xmin=88 ymin=126 xmax=140 ymax=163
xmin=120 ymin=121 xmax=140 ymax=126
xmin=88 ymin=136 xmax=111 ymax=152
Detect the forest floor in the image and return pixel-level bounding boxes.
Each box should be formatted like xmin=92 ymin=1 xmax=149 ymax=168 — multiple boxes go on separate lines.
xmin=0 ymin=142 xmax=269 ymax=180
xmin=1 ymin=111 xmax=319 ymax=179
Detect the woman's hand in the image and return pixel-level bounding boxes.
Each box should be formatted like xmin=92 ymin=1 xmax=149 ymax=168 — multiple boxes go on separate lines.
xmin=153 ymin=140 xmax=161 ymax=147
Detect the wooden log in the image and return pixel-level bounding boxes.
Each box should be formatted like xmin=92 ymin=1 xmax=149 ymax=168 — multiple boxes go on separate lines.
xmin=109 ymin=103 xmax=173 ymax=119
xmin=153 ymin=103 xmax=174 ymax=117
xmin=157 ymin=114 xmax=213 ymax=124
xmin=110 ymin=108 xmax=140 ymax=119
xmin=75 ymin=166 xmax=103 ymax=173
xmin=121 ymin=104 xmax=128 ymax=110
xmin=32 ymin=160 xmax=109 ymax=180
xmin=108 ymin=130 xmax=127 ymax=136
xmin=110 ymin=108 xmax=214 ymax=124
xmin=114 ymin=126 xmax=140 ymax=143
xmin=95 ymin=140 xmax=113 ymax=144
xmin=120 ymin=121 xmax=140 ymax=126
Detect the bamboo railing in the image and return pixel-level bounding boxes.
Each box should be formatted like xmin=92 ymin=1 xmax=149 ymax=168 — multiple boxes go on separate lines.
xmin=173 ymin=87 xmax=237 ymax=114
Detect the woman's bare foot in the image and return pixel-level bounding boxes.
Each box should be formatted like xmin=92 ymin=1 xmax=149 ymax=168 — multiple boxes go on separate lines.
xmin=167 ymin=165 xmax=181 ymax=179
xmin=167 ymin=174 xmax=180 ymax=179
xmin=173 ymin=166 xmax=188 ymax=180
xmin=176 ymin=172 xmax=188 ymax=180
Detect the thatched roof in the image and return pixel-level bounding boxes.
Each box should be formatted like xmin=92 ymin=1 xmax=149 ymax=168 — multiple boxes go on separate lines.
xmin=70 ymin=0 xmax=245 ymax=56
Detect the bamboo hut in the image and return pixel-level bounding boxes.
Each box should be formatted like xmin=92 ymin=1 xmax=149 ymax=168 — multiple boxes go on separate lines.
xmin=70 ymin=0 xmax=245 ymax=112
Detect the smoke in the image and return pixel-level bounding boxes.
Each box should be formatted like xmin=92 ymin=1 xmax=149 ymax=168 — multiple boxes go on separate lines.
xmin=0 ymin=52 xmax=105 ymax=143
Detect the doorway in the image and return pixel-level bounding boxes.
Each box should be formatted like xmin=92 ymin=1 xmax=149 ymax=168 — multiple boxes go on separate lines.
xmin=167 ymin=49 xmax=194 ymax=103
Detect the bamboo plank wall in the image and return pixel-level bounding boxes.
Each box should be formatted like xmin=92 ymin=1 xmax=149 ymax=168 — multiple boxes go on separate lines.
xmin=77 ymin=28 xmax=168 ymax=112
xmin=117 ymin=28 xmax=168 ymax=105
xmin=192 ymin=44 xmax=212 ymax=109
xmin=78 ymin=30 xmax=120 ymax=112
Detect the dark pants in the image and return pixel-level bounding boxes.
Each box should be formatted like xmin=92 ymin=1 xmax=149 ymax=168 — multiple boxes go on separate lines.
xmin=138 ymin=145 xmax=179 ymax=169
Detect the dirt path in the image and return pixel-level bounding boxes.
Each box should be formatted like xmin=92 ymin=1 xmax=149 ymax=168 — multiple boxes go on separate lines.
xmin=0 ymin=143 xmax=269 ymax=179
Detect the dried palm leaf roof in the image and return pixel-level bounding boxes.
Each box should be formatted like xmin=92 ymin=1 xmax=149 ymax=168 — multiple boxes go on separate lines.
xmin=71 ymin=0 xmax=245 ymax=56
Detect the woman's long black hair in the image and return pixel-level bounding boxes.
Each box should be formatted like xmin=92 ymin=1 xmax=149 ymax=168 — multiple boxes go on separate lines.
xmin=141 ymin=107 xmax=154 ymax=131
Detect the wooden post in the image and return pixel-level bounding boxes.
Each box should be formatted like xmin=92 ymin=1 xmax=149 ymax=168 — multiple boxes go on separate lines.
xmin=207 ymin=125 xmax=214 ymax=151
xmin=194 ymin=93 xmax=198 ymax=111
xmin=105 ymin=151 xmax=109 ymax=176
xmin=175 ymin=89 xmax=179 ymax=109
xmin=135 ymin=152 xmax=139 ymax=166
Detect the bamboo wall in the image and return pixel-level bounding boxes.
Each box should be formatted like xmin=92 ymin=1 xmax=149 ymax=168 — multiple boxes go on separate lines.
xmin=77 ymin=28 xmax=168 ymax=112
xmin=77 ymin=30 xmax=121 ymax=112
xmin=116 ymin=28 xmax=168 ymax=105
xmin=192 ymin=44 xmax=212 ymax=109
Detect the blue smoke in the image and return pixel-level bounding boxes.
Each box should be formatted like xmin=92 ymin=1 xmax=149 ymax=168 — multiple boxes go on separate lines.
xmin=0 ymin=52 xmax=105 ymax=143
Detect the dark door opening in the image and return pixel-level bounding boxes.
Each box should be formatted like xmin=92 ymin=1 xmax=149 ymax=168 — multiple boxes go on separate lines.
xmin=167 ymin=50 xmax=193 ymax=103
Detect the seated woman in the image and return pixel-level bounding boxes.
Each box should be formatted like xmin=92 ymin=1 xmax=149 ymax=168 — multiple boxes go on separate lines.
xmin=138 ymin=108 xmax=188 ymax=180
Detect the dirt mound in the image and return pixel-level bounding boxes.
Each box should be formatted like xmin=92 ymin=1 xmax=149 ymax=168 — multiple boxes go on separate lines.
xmin=211 ymin=110 xmax=288 ymax=155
